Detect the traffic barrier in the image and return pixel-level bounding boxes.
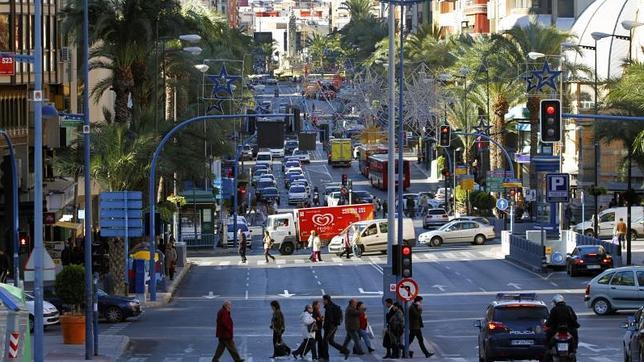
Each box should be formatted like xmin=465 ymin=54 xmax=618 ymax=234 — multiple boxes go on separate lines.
xmin=574 ymin=233 xmax=622 ymax=267
xmin=180 ymin=233 xmax=217 ymax=248
xmin=507 ymin=234 xmax=545 ymax=272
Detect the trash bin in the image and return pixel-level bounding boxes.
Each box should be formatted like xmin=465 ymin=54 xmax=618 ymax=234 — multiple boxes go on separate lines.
xmin=175 ymin=242 xmax=187 ymax=267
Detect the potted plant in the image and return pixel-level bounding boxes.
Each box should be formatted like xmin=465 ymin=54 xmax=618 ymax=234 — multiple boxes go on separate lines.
xmin=55 ymin=264 xmax=85 ymax=344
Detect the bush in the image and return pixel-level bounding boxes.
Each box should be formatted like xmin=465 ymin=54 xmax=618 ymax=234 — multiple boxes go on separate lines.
xmin=469 ymin=191 xmax=496 ymax=216
xmin=55 ymin=264 xmax=85 ymax=313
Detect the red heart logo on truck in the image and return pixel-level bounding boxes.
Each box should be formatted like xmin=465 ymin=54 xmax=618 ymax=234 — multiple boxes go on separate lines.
xmin=312 ymin=213 xmax=334 ymax=227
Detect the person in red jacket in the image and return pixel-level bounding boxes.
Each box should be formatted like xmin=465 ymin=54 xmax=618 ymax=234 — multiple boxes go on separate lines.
xmin=213 ymin=301 xmax=244 ymax=362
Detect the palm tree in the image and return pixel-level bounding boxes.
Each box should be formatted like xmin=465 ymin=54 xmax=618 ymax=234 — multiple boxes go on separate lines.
xmin=341 ymin=0 xmax=373 ymax=21
xmin=406 ymin=24 xmax=456 ymax=70
xmin=497 ymin=19 xmax=575 ymax=189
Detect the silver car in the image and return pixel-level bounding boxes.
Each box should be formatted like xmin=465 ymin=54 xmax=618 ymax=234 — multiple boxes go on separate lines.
xmin=418 ymin=220 xmax=496 ymax=247
xmin=585 ymin=266 xmax=644 ymax=315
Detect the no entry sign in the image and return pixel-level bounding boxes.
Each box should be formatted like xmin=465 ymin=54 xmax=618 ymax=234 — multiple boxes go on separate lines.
xmin=396 ymin=278 xmax=419 ymax=302
xmin=0 ymin=54 xmax=15 ymax=76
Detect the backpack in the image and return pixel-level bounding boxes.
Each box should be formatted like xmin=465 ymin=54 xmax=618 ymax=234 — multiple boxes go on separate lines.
xmin=334 ymin=304 xmax=343 ymax=326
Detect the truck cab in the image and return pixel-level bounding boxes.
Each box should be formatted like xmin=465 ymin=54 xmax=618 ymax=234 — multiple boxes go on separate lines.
xmin=267 ymin=213 xmax=298 ymax=255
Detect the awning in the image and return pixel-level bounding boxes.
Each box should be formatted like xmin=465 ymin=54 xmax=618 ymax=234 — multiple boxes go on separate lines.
xmin=53 ymin=221 xmax=83 ymax=232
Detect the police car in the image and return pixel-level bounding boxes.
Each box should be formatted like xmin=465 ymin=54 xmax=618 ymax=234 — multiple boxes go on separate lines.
xmin=474 ymin=293 xmax=549 ymax=361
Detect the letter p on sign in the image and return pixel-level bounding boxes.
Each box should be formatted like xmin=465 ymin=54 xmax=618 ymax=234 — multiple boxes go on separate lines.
xmin=546 ymin=173 xmax=569 ymax=203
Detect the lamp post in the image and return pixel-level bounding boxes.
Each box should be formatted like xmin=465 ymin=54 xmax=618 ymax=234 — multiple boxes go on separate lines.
xmin=0 ymin=130 xmax=19 ymax=288
xmin=622 ymin=20 xmax=644 ymax=63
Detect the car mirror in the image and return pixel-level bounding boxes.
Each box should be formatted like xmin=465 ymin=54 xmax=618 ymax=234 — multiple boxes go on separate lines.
xmin=473 ymin=320 xmax=482 ymax=328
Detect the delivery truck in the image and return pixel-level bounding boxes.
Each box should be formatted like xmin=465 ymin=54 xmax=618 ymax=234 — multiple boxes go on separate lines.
xmin=266 ymin=204 xmax=375 ymax=255
xmin=328 ymin=138 xmax=352 ymax=167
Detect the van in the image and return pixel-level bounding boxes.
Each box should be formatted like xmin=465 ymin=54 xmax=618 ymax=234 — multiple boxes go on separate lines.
xmin=256 ymin=151 xmax=273 ymax=163
xmin=575 ymin=206 xmax=644 ymax=239
xmin=327 ymin=218 xmax=415 ymax=257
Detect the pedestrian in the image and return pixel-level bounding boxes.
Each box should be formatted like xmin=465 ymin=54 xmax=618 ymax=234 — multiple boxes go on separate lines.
xmin=238 ymin=228 xmax=247 ymax=263
xmin=270 ymin=300 xmax=285 ymax=358
xmin=312 ymin=300 xmax=324 ymax=359
xmin=356 ymin=301 xmax=375 ymax=353
xmin=419 ymin=194 xmax=428 ymax=215
xmin=564 ymin=205 xmax=573 ymax=229
xmin=339 ymin=228 xmax=354 ymax=259
xmin=263 ymin=230 xmax=276 ymax=263
xmin=320 ymin=294 xmax=345 ymax=359
xmin=307 ymin=230 xmax=317 ymax=262
xmin=292 ymin=304 xmax=318 ymax=360
xmin=165 ymin=242 xmax=177 ymax=280
xmin=341 ymin=298 xmax=364 ymax=358
xmin=212 ymin=301 xmax=244 ymax=362
xmin=373 ymin=198 xmax=379 ymax=214
xmin=61 ymin=238 xmax=73 ymax=266
xmin=406 ymin=197 xmax=415 ymax=218
xmin=408 ymin=296 xmax=433 ymax=358
xmin=591 ymin=213 xmax=599 ymax=236
xmin=72 ymin=240 xmax=84 ymax=265
xmin=615 ymin=217 xmax=627 ymax=250
xmin=312 ymin=231 xmax=322 ymax=262
xmin=382 ymin=200 xmax=388 ymax=218
xmin=384 ymin=299 xmax=403 ymax=358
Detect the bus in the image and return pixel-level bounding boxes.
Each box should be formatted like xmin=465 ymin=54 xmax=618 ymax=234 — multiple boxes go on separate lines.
xmin=368 ymin=154 xmax=410 ymax=190
xmin=356 ymin=145 xmax=388 ymax=177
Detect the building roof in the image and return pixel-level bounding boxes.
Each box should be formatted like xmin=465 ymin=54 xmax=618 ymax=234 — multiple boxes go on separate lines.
xmin=568 ymin=0 xmax=639 ymax=81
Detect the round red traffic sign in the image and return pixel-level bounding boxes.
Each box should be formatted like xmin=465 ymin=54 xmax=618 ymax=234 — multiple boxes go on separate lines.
xmin=396 ymin=278 xmax=419 ymax=302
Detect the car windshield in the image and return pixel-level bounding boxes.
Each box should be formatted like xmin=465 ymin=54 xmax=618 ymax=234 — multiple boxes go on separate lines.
xmin=579 ymin=246 xmax=604 ymax=255
xmin=291 ymin=186 xmax=305 ymax=193
xmin=257 ymin=154 xmax=271 ymax=161
xmin=439 ymin=222 xmax=457 ymax=231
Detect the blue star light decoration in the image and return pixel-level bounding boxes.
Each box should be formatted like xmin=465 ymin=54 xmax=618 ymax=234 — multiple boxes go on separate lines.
xmin=206 ymin=65 xmax=240 ymax=113
xmin=525 ymin=61 xmax=561 ymax=93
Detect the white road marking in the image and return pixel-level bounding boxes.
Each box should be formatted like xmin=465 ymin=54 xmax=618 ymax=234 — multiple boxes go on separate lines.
xmin=219 ymin=261 xmax=230 ymax=266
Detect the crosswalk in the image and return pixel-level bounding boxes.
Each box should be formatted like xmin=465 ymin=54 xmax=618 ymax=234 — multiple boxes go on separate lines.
xmin=191 ymin=248 xmax=503 ymax=268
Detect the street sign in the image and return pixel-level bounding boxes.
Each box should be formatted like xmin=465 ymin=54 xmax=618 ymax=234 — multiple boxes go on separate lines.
xmin=99 ymin=191 xmax=144 ymax=238
xmin=0 ymin=53 xmax=15 ymax=76
xmin=486 ymin=169 xmax=513 ymax=193
xmin=496 ymin=198 xmax=509 ymax=211
xmin=59 ymin=112 xmax=84 ymax=128
xmin=396 ymin=277 xmax=419 ymax=302
xmin=546 ymin=173 xmax=569 ymax=203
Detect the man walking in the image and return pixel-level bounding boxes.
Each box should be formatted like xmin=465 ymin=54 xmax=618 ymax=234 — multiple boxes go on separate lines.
xmin=341 ymin=299 xmax=364 ymax=358
xmin=408 ymin=296 xmax=433 ymax=358
xmin=320 ymin=295 xmax=345 ymax=360
xmin=615 ymin=217 xmax=627 ymax=250
xmin=213 ymin=301 xmax=244 ymax=362
xmin=238 ymin=228 xmax=247 ymax=263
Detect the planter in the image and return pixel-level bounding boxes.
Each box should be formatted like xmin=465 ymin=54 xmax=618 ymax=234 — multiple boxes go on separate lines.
xmin=60 ymin=314 xmax=85 ymax=344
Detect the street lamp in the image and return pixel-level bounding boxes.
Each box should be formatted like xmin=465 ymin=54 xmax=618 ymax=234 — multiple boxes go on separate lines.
xmin=621 ymin=21 xmax=644 ymax=62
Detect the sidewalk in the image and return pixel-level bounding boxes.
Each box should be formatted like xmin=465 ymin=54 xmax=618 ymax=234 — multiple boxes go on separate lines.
xmin=44 ymin=333 xmax=129 ymax=361
xmin=141 ymin=262 xmax=193 ymax=308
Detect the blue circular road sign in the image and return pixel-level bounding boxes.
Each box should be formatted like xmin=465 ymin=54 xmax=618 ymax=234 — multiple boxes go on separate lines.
xmin=496 ymin=198 xmax=509 ymax=211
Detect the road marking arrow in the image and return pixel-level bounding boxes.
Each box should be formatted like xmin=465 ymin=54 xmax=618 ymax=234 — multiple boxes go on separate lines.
xmin=278 ymin=289 xmax=295 ymax=298
xmin=507 ymin=282 xmax=521 ymax=290
xmin=203 ymin=291 xmax=218 ymax=299
xmin=432 ymin=284 xmax=446 ymax=292
xmin=358 ymin=288 xmax=383 ymax=295
xmin=578 ymin=342 xmax=619 ymax=353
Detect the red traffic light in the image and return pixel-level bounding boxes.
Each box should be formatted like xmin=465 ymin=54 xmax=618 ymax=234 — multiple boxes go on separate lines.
xmin=546 ymin=105 xmax=556 ymax=115
xmin=401 ymin=246 xmax=411 ymax=256
xmin=441 ymin=127 xmax=449 ymax=133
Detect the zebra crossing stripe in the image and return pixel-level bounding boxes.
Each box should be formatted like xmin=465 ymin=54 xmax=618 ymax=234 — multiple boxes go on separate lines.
xmin=276 ymin=259 xmax=286 ymax=265
xmin=219 ymin=261 xmax=230 ymax=266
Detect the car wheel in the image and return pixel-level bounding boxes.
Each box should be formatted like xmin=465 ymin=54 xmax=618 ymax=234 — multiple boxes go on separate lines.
xmin=106 ymin=306 xmax=124 ymax=323
xmin=280 ymin=243 xmax=294 ymax=255
xmin=592 ymin=297 xmax=612 ymax=316
xmin=631 ymin=230 xmax=638 ymax=241
xmin=473 ymin=234 xmax=486 ymax=245
xmin=429 ymin=237 xmax=442 ymax=247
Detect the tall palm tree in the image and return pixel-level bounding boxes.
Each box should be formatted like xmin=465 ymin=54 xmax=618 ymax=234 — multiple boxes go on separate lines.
xmin=497 ymin=19 xmax=574 ymax=189
xmin=341 ymin=0 xmax=373 ymax=21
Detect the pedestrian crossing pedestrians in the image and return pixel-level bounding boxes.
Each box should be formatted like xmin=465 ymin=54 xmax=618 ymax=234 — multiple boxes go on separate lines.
xmin=191 ymin=247 xmax=503 ymax=268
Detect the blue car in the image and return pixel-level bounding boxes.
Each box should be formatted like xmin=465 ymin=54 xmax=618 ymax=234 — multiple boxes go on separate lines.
xmin=97 ymin=289 xmax=142 ymax=323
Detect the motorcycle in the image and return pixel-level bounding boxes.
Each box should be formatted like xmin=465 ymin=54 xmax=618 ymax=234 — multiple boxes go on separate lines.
xmin=544 ymin=325 xmax=576 ymax=362
xmin=313 ymin=192 xmax=320 ymax=206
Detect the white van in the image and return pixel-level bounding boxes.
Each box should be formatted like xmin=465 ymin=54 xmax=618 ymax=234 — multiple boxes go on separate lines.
xmin=327 ymin=218 xmax=416 ymax=257
xmin=256 ymin=151 xmax=273 ymax=163
xmin=575 ymin=206 xmax=644 ymax=239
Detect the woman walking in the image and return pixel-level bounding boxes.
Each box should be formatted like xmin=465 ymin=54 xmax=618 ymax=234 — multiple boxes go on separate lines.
xmin=165 ymin=242 xmax=178 ymax=280
xmin=263 ymin=230 xmax=276 ymax=263
xmin=311 ymin=231 xmax=322 ymax=262
xmin=312 ymin=300 xmax=324 ymax=359
xmin=357 ymin=301 xmax=375 ymax=353
xmin=292 ymin=304 xmax=317 ymax=360
xmin=270 ymin=300 xmax=285 ymax=358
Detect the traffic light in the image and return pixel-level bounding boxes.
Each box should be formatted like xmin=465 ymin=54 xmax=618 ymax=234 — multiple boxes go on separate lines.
xmin=19 ymin=232 xmax=29 ymax=254
xmin=392 ymin=245 xmax=400 ymax=276
xmin=342 ymin=174 xmax=348 ymax=186
xmin=400 ymin=245 xmax=413 ymax=278
xmin=92 ymin=242 xmax=109 ymax=275
xmin=540 ymin=99 xmax=561 ymax=143
xmin=439 ymin=125 xmax=451 ymax=147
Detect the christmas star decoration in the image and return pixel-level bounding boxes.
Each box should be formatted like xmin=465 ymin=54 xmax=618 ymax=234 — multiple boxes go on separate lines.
xmin=206 ymin=99 xmax=225 ymax=114
xmin=523 ymin=71 xmax=537 ymax=92
xmin=207 ymin=65 xmax=240 ymax=100
xmin=474 ymin=117 xmax=492 ymax=135
xmin=532 ymin=61 xmax=561 ymax=92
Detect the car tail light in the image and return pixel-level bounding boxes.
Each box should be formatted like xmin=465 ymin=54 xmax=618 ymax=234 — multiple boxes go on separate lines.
xmin=601 ymin=256 xmax=612 ymax=264
xmin=575 ymin=259 xmax=584 ymax=265
xmin=555 ymin=331 xmax=572 ymax=340
xmin=585 ymin=284 xmax=590 ymax=297
xmin=487 ymin=321 xmax=507 ymax=332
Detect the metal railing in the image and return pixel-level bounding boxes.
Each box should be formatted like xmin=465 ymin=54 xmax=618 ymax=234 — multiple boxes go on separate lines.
xmin=509 ymin=234 xmax=545 ymax=271
xmin=180 ymin=232 xmax=218 ymax=248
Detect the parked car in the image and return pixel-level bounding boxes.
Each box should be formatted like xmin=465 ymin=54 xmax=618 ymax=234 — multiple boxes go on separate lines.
xmin=474 ymin=293 xmax=549 ymax=362
xmin=327 ymin=218 xmax=415 ymax=256
xmin=25 ymin=293 xmax=60 ymax=331
xmin=292 ymin=148 xmax=311 ymax=163
xmin=585 ymin=266 xmax=644 ymax=315
xmin=288 ymin=185 xmax=309 ymax=205
xmin=97 ymin=289 xmax=142 ymax=323
xmin=423 ymin=208 xmax=449 ymax=229
xmin=566 ymin=245 xmax=613 ymax=276
xmin=622 ymin=306 xmax=644 ymax=362
xmin=418 ymin=219 xmax=495 ymax=247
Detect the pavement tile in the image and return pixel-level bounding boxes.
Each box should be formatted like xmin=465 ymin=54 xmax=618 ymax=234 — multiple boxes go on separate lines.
xmin=44 ymin=333 xmax=129 ymax=361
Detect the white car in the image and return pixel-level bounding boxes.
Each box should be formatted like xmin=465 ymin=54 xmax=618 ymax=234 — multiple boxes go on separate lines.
xmin=256 ymin=151 xmax=273 ymax=163
xmin=326 ymin=191 xmax=342 ymax=207
xmin=258 ymin=174 xmax=276 ymax=183
xmin=291 ymin=180 xmax=311 ymax=196
xmin=418 ymin=220 xmax=495 ymax=247
xmin=25 ymin=293 xmax=60 ymax=329
xmin=288 ymin=185 xmax=309 ymax=205
xmin=292 ymin=148 xmax=311 ymax=163
xmin=226 ymin=223 xmax=252 ymax=247
xmin=227 ymin=216 xmax=248 ymax=226
xmin=285 ymin=166 xmax=304 ymax=176
xmin=269 ymin=148 xmax=285 ymax=158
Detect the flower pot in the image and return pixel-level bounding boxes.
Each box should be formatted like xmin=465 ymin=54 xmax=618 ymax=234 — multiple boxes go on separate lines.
xmin=60 ymin=314 xmax=85 ymax=344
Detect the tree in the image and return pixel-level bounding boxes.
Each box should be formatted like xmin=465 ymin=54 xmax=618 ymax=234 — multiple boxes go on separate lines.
xmin=341 ymin=0 xmax=373 ymax=21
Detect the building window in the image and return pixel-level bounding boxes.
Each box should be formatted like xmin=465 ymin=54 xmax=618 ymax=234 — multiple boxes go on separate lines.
xmin=0 ymin=14 xmax=8 ymax=51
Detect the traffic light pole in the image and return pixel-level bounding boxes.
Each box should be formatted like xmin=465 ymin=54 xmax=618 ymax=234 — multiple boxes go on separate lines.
xmin=0 ymin=130 xmax=19 ymax=287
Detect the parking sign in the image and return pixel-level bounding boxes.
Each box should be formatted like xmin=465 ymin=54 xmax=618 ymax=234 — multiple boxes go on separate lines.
xmin=546 ymin=173 xmax=569 ymax=203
